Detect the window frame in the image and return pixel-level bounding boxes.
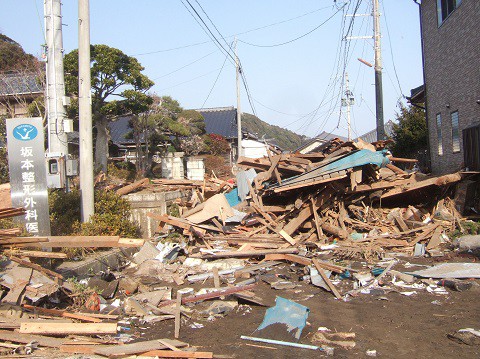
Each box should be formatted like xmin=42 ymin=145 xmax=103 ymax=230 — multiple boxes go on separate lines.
xmin=451 ymin=110 xmax=460 ymax=153
xmin=437 ymin=0 xmax=462 ymax=27
xmin=436 ymin=113 xmax=443 ymax=156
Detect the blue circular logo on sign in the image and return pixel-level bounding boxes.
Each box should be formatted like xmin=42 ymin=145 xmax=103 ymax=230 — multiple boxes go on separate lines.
xmin=13 ymin=124 xmax=38 ymax=141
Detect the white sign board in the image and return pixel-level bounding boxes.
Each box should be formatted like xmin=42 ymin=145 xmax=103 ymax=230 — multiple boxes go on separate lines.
xmin=6 ymin=117 xmax=51 ymax=236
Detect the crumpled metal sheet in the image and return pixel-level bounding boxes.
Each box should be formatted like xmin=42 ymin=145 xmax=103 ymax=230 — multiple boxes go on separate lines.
xmin=409 ymin=263 xmax=480 ymax=278
xmin=256 ymin=296 xmax=309 ymax=340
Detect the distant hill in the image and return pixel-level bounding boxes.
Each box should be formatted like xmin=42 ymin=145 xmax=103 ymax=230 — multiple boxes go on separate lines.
xmin=242 ymin=113 xmax=307 ymax=151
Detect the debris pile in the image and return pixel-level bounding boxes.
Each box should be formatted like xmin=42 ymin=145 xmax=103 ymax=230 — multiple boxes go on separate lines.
xmin=153 ymin=139 xmax=473 ymax=260
xmin=0 ymin=138 xmax=479 ymax=357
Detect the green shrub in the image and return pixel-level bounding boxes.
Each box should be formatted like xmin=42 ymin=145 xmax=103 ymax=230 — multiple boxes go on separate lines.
xmin=49 ymin=189 xmax=139 ymax=238
xmin=49 ymin=189 xmax=81 ymax=235
xmin=107 ymin=162 xmax=136 ymax=181
xmin=73 ymin=190 xmax=139 ymax=237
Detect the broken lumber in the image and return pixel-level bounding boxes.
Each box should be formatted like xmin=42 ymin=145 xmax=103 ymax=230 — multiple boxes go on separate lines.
xmin=158 ymin=283 xmax=257 ymax=308
xmin=22 ymin=304 xmax=101 ymax=323
xmin=116 ymin=178 xmax=149 ymax=196
xmin=19 ymin=322 xmax=118 ymax=335
xmin=312 ymin=258 xmax=343 ymax=299
xmin=9 ymin=256 xmax=63 ymax=280
xmin=13 ymin=236 xmax=144 ymax=248
xmin=194 ymin=248 xmax=298 ymax=259
xmin=93 ymin=339 xmax=188 ymax=358
xmin=139 ymin=350 xmax=213 ymax=358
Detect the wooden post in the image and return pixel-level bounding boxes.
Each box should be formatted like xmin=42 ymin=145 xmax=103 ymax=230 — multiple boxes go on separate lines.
xmin=175 ymin=292 xmax=183 ymax=339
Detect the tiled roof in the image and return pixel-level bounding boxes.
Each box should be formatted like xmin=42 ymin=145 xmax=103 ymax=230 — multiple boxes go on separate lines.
xmin=197 ymin=107 xmax=238 ymax=139
xmin=109 ymin=116 xmax=138 ymax=145
xmin=0 ymin=72 xmax=43 ymax=96
xmin=355 ymin=120 xmax=395 ymax=143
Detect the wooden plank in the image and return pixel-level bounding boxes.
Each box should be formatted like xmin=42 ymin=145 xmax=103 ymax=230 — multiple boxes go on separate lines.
xmin=158 ymin=284 xmax=257 ymax=308
xmin=139 ymin=350 xmax=213 ymax=358
xmin=283 ymin=188 xmax=335 ymax=235
xmin=13 ymin=236 xmax=144 ymax=248
xmin=116 ymin=178 xmax=149 ymax=196
xmin=264 ymin=253 xmax=312 ymax=266
xmin=321 ymin=222 xmax=349 ymax=240
xmin=0 ymin=237 xmax=48 ymax=245
xmin=174 ymin=292 xmax=183 ymax=339
xmin=426 ymin=226 xmax=443 ymax=250
xmin=0 ymin=329 xmax=66 ymax=348
xmin=9 ymin=256 xmax=63 ymax=280
xmin=147 ymin=213 xmax=221 ymax=233
xmin=93 ymin=339 xmax=188 ymax=358
xmin=381 ymin=173 xmax=462 ymax=199
xmin=312 ymin=258 xmax=342 ymax=299
xmin=273 ymin=173 xmax=347 ymax=193
xmin=348 ymin=178 xmax=414 ymax=193
xmin=388 ymin=156 xmax=418 ymax=163
xmin=5 ymin=250 xmax=67 ymax=259
xmin=194 ymin=248 xmax=298 ymax=259
xmin=19 ymin=322 xmax=117 ymax=335
xmin=22 ymin=304 xmax=101 ymax=323
xmin=310 ymin=197 xmax=323 ymax=240
xmin=386 ymin=163 xmax=407 ymax=175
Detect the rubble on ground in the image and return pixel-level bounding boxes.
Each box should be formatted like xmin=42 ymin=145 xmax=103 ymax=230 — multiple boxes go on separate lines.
xmin=0 ymin=138 xmax=479 ymax=357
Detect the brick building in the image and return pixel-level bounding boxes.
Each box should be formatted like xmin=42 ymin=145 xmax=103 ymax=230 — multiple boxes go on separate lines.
xmin=416 ymin=0 xmax=480 ymax=174
xmin=414 ymin=0 xmax=480 ymax=173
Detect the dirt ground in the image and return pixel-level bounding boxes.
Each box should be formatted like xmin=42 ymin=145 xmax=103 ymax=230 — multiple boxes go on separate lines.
xmin=128 ymin=254 xmax=480 ymax=359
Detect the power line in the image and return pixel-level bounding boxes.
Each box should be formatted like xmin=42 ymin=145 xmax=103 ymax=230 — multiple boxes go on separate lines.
xmin=152 ymin=50 xmax=217 ymax=80
xmin=200 ymin=45 xmax=231 ymax=108
xmin=381 ymin=0 xmax=404 ymax=97
xmin=238 ymin=4 xmax=346 ymax=48
xmin=181 ymin=0 xmax=236 ymax=64
xmin=194 ymin=0 xmax=233 ymax=53
xmin=134 ymin=5 xmax=334 ymax=56
xmin=158 ymin=67 xmax=222 ymax=92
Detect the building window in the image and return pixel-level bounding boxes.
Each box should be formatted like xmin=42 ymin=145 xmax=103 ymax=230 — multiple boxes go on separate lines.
xmin=436 ymin=113 xmax=443 ymax=155
xmin=437 ymin=0 xmax=462 ymax=26
xmin=451 ymin=111 xmax=460 ymax=152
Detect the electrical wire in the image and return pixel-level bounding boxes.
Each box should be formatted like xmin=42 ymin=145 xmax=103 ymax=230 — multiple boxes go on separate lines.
xmin=134 ymin=5 xmax=334 ymax=56
xmin=181 ymin=0 xmax=237 ymax=64
xmin=152 ymin=50 xmax=217 ymax=80
xmin=238 ymin=4 xmax=347 ymax=48
xmin=200 ymin=44 xmax=231 ymax=108
xmin=381 ymin=0 xmax=404 ymax=97
xmin=158 ymin=67 xmax=223 ymax=92
xmin=34 ymin=0 xmax=47 ymax=44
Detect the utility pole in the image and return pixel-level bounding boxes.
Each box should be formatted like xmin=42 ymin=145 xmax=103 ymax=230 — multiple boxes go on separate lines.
xmin=44 ymin=0 xmax=69 ymax=156
xmin=234 ymin=38 xmax=242 ymax=160
xmin=373 ymin=0 xmax=385 ymax=141
xmin=342 ymin=73 xmax=354 ymax=141
xmin=78 ymin=0 xmax=94 ymax=222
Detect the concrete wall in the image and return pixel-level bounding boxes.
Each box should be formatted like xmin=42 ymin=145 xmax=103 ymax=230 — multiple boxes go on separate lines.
xmin=124 ymin=190 xmax=186 ymax=239
xmin=421 ymin=0 xmax=480 ymax=174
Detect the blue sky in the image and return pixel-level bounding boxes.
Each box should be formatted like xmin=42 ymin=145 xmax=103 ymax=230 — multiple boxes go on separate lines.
xmin=0 ymin=0 xmax=423 ymax=139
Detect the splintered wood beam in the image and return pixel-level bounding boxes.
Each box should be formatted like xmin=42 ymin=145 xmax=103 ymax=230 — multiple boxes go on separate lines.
xmin=194 ymin=248 xmax=298 ymax=259
xmin=22 ymin=305 xmax=101 ymax=323
xmin=381 ymin=173 xmax=462 ymax=199
xmin=139 ymin=350 xmax=213 ymax=358
xmin=158 ymin=284 xmax=257 ymax=308
xmin=312 ymin=258 xmax=343 ymax=299
xmin=9 ymin=256 xmax=63 ymax=279
xmin=282 ymin=188 xmax=335 ymax=236
xmin=116 ymin=178 xmax=149 ymax=196
xmin=273 ymin=173 xmax=347 ymax=193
